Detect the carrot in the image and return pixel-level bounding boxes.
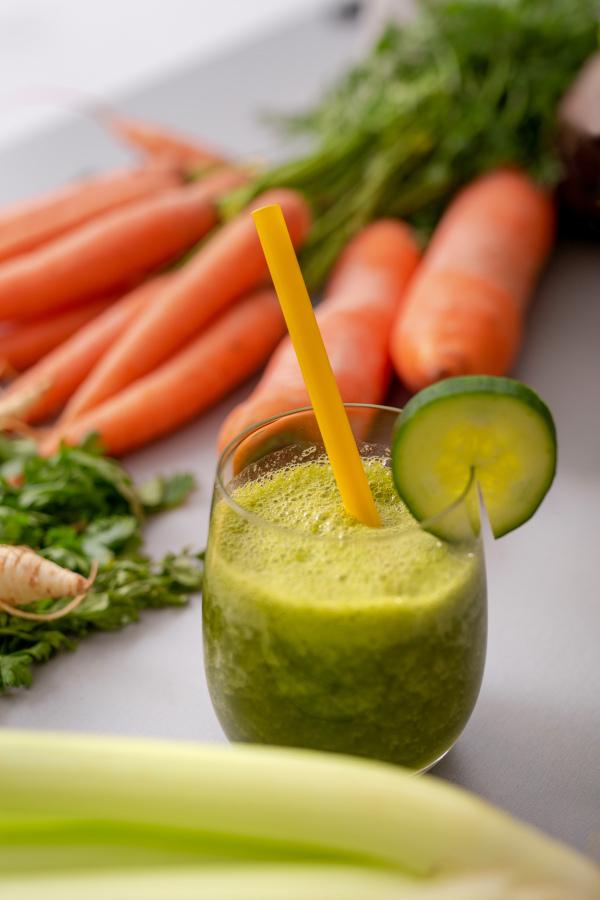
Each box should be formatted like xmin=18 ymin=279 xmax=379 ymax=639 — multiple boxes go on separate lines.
xmin=218 ymin=219 xmax=421 ymax=452
xmin=0 ymin=166 xmax=247 ymax=322
xmin=42 ymin=289 xmax=286 ymax=457
xmin=108 ymin=115 xmax=226 ymax=172
xmin=389 ymin=168 xmax=556 ymax=392
xmin=0 ymin=162 xmax=182 ymax=266
xmin=0 ymin=276 xmax=172 ymax=424
xmin=0 ymin=295 xmax=119 ymax=372
xmin=0 ymin=358 xmax=17 ymax=381
xmin=0 ymin=545 xmax=97 ymax=621
xmin=54 ymin=188 xmax=311 ymax=430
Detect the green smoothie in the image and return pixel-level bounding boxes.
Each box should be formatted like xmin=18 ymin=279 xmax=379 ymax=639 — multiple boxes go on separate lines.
xmin=203 ymin=450 xmax=486 ymax=771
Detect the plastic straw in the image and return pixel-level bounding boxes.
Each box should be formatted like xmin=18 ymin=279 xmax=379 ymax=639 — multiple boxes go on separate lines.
xmin=252 ymin=203 xmax=381 ymax=528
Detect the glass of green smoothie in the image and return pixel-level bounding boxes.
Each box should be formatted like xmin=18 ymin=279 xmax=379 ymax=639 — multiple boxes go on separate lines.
xmin=203 ymin=404 xmax=487 ymax=772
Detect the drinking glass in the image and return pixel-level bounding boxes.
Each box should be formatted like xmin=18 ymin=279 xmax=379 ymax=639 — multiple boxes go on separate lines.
xmin=203 ymin=405 xmax=487 ymax=772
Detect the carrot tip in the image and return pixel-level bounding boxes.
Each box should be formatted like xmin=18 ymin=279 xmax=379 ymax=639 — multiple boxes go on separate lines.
xmin=420 ymin=355 xmax=468 ymax=387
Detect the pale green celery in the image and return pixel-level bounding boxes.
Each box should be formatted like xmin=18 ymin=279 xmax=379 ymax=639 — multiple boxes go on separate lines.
xmin=0 ymin=866 xmax=531 ymax=900
xmin=0 ymin=816 xmax=362 ymax=873
xmin=0 ymin=866 xmax=581 ymax=900
xmin=0 ymin=731 xmax=598 ymax=899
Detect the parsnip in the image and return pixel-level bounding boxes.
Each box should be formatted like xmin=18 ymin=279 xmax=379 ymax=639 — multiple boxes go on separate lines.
xmin=0 ymin=545 xmax=96 ymax=620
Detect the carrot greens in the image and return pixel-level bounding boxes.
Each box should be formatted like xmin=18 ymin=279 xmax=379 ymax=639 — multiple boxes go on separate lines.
xmin=224 ymin=0 xmax=599 ymax=289
xmin=0 ymin=435 xmax=202 ymax=691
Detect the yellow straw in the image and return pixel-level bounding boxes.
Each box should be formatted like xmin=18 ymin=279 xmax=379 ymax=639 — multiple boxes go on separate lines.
xmin=252 ymin=203 xmax=381 ymax=528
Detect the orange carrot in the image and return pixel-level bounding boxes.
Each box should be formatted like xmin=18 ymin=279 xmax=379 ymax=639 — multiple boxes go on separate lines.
xmin=218 ymin=219 xmax=421 ymax=452
xmin=0 ymin=162 xmax=181 ymax=265
xmin=0 ymin=276 xmax=172 ymax=424
xmin=390 ymin=168 xmax=556 ymax=392
xmin=43 ymin=289 xmax=286 ymax=457
xmin=54 ymin=188 xmax=311 ymax=430
xmin=0 ymin=166 xmax=247 ymax=322
xmin=108 ymin=115 xmax=226 ymax=172
xmin=0 ymin=357 xmax=17 ymax=381
xmin=0 ymin=295 xmax=119 ymax=372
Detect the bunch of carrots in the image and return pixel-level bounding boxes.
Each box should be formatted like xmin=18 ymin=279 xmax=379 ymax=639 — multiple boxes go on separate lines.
xmin=0 ymin=116 xmax=310 ymax=455
xmin=0 ymin=115 xmax=555 ymax=458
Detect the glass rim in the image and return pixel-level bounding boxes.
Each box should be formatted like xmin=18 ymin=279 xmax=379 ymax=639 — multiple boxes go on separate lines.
xmin=215 ymin=403 xmax=478 ymax=543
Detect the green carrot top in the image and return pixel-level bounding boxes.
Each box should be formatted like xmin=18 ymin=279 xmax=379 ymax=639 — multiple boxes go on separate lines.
xmin=224 ymin=0 xmax=599 ymax=288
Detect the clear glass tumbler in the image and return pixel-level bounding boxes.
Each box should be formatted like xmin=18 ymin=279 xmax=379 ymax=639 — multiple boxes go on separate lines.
xmin=203 ymin=405 xmax=487 ymax=772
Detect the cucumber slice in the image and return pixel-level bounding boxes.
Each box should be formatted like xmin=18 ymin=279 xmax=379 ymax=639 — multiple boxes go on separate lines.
xmin=391 ymin=376 xmax=557 ymax=541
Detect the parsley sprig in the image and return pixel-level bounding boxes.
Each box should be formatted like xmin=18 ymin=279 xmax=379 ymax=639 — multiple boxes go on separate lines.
xmin=0 ymin=435 xmax=202 ymax=691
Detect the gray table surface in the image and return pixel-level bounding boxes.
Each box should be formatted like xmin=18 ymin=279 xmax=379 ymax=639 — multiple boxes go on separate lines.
xmin=1 ymin=2 xmax=599 ymax=861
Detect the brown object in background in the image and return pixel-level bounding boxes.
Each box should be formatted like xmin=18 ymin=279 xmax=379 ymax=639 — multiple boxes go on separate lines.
xmin=558 ymin=51 xmax=600 ymax=226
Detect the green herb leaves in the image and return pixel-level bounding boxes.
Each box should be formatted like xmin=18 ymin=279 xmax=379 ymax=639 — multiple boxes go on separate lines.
xmin=225 ymin=0 xmax=599 ymax=288
xmin=137 ymin=472 xmax=197 ymax=513
xmin=0 ymin=436 xmax=203 ymax=691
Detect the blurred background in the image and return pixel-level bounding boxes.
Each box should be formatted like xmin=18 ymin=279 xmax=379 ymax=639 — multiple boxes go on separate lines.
xmin=0 ymin=0 xmax=339 ymax=152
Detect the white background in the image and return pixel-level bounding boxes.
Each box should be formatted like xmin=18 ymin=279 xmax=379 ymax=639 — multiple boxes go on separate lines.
xmin=0 ymin=0 xmax=332 ymax=150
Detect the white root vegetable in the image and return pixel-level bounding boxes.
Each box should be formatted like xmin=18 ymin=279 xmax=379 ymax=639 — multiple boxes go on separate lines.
xmin=0 ymin=545 xmax=97 ymax=621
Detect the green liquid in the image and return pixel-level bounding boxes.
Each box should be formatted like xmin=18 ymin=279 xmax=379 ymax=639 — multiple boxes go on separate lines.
xmin=203 ymin=453 xmax=486 ymax=770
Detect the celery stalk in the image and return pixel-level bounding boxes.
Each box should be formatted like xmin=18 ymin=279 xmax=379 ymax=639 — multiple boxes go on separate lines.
xmin=0 ymin=815 xmax=366 ymax=872
xmin=0 ymin=865 xmax=580 ymax=900
xmin=0 ymin=730 xmax=598 ymax=898
xmin=0 ymin=864 xmax=416 ymax=900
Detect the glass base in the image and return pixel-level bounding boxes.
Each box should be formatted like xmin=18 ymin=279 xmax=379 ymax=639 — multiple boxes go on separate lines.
xmin=226 ymin=728 xmax=454 ymax=777
xmin=412 ymin=746 xmax=452 ymax=776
